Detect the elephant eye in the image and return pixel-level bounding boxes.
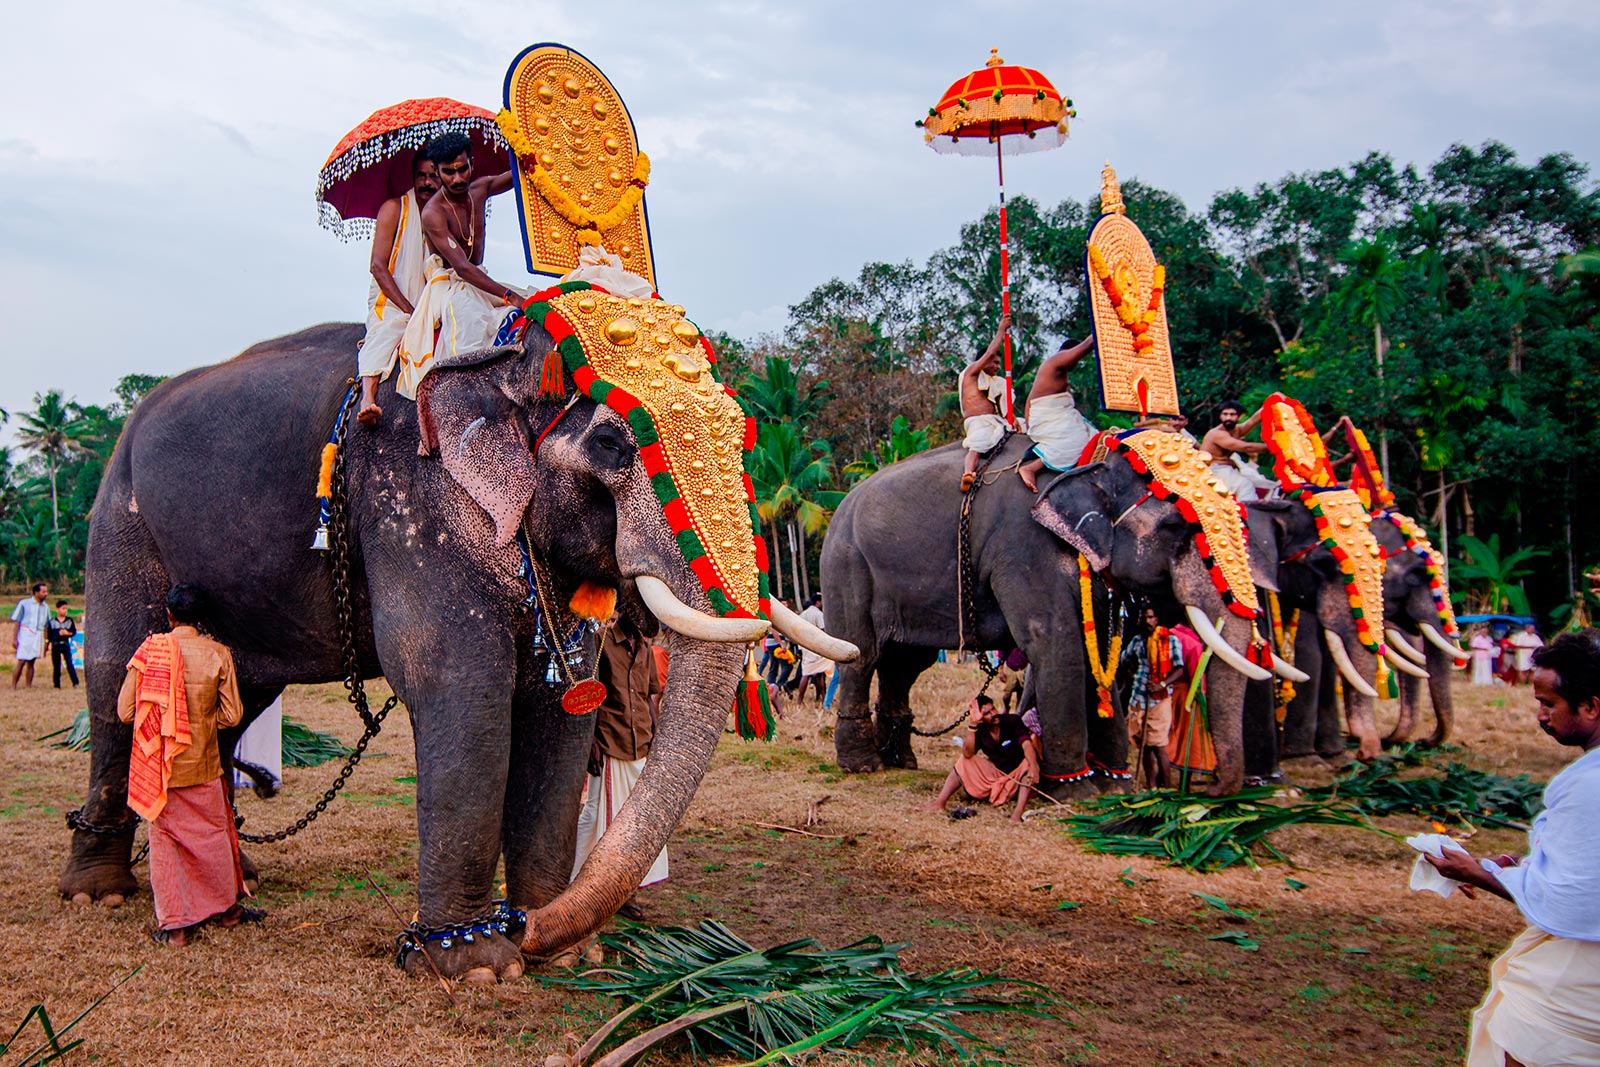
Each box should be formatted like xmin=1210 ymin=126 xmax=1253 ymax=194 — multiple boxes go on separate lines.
xmin=586 ymin=426 xmax=636 ymax=471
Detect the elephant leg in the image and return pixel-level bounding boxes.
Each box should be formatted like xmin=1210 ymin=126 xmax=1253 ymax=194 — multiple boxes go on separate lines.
xmin=872 ymin=644 xmax=937 ymax=769
xmin=370 ymin=594 xmax=522 ymax=983
xmin=1241 ymin=678 xmax=1280 ymax=783
xmin=1028 ymin=650 xmax=1098 ymax=801
xmin=833 ymin=645 xmax=883 ymax=775
xmin=1280 ymin=621 xmax=1324 ymax=759
xmin=502 ymin=639 xmax=593 ymax=922
xmin=1313 ymin=650 xmax=1346 ymax=762
xmin=60 ymin=516 xmax=171 ymax=907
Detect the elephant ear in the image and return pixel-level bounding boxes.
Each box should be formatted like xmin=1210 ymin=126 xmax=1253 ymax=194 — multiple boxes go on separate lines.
xmin=1243 ymin=501 xmax=1288 ymax=593
xmin=1031 ymin=464 xmax=1114 ymax=570
xmin=423 ymin=368 xmax=538 ymax=546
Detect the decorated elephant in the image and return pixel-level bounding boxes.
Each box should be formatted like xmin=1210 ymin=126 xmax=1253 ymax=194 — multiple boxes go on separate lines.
xmin=59 ymin=289 xmax=854 ymax=981
xmin=820 ymin=431 xmax=1280 ymax=797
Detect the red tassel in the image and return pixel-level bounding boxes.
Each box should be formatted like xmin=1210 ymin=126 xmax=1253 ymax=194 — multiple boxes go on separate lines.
xmin=1095 ymin=685 xmax=1115 ymax=719
xmin=539 ymin=347 xmax=566 ymax=398
xmin=732 ymin=648 xmax=775 ymax=740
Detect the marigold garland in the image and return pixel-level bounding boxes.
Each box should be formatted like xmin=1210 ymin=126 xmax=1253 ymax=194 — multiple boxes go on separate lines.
xmin=1260 ymin=394 xmax=1337 ymax=488
xmin=495 ymin=108 xmax=651 ymax=246
xmin=1346 ymin=425 xmax=1395 ymax=511
xmin=1088 ymin=245 xmax=1166 ymax=352
xmin=1383 ymin=509 xmax=1462 ymax=638
xmin=1268 ymin=591 xmax=1299 ymax=722
xmin=1078 ymin=555 xmax=1122 ymax=719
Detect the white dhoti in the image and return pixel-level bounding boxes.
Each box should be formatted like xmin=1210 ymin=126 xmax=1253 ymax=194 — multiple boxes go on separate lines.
xmin=571 ymin=756 xmax=669 ymax=888
xmin=14 ymin=625 xmax=43 ymax=662
xmin=393 ymin=255 xmax=521 ymax=399
xmin=1210 ymin=459 xmax=1277 ymax=501
xmin=962 ymin=413 xmax=1008 ymax=454
xmin=1025 ymin=391 xmax=1096 ymax=470
xmin=359 ymin=189 xmax=429 ymax=381
xmin=1468 ymin=926 xmax=1600 ymax=1067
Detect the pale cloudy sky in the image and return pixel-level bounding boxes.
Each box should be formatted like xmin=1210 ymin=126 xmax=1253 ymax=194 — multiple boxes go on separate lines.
xmin=3 ymin=0 xmax=1598 ymax=426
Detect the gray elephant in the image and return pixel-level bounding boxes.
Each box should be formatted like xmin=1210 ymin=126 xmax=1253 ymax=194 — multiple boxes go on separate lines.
xmin=1374 ymin=511 xmax=1464 ymax=748
xmin=820 ymin=435 xmax=1277 ymax=797
xmin=58 ymin=308 xmax=853 ymax=981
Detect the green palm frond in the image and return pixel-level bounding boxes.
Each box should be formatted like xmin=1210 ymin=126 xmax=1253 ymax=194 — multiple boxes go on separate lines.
xmin=546 ymin=920 xmax=1052 ymax=1067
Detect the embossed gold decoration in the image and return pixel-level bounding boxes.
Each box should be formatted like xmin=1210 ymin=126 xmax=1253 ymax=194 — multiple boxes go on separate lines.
xmin=1088 ymin=163 xmax=1179 ymax=417
xmin=542 ymin=287 xmax=762 ymax=617
xmin=502 ymin=45 xmax=655 ymax=285
xmin=1109 ymin=430 xmax=1259 ymax=617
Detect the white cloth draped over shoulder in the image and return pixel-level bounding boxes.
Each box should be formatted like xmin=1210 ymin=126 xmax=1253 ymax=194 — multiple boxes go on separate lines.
xmin=1025 ymin=389 xmax=1095 ymax=471
xmin=393 ymin=255 xmax=524 ymax=399
xmin=560 ymin=245 xmax=655 ymax=298
xmin=359 ymin=190 xmax=429 ymax=380
xmin=1466 ymin=746 xmax=1600 ymax=1067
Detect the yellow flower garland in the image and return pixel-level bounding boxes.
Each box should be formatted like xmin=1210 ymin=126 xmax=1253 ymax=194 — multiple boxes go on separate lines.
xmin=1088 ymin=245 xmax=1166 ymax=349
xmin=1078 ymin=555 xmax=1122 ymax=718
xmin=495 ymin=108 xmax=651 ymax=246
xmin=1268 ymin=591 xmax=1299 ymax=722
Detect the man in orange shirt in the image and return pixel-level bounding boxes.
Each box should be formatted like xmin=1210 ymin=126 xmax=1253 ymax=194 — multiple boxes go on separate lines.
xmin=118 ymin=584 xmax=258 ymax=945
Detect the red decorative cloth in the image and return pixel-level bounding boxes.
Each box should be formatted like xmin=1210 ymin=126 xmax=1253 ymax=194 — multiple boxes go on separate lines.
xmin=126 ymin=634 xmax=191 ymax=821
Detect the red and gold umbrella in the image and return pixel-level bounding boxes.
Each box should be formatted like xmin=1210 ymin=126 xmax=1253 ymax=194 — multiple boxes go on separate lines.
xmin=918 ymin=49 xmax=1076 ymax=423
xmin=315 ymin=96 xmax=510 ymax=240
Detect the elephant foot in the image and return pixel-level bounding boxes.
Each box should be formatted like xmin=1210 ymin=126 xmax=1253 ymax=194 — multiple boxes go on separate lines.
xmin=402 ymin=930 xmax=524 ymax=982
xmin=879 ymin=741 xmax=918 ymax=770
xmin=1096 ymin=776 xmax=1135 ymax=795
xmin=59 ymin=831 xmax=140 ymax=905
xmin=1206 ymin=774 xmax=1246 ymax=797
xmin=1038 ymin=777 xmax=1099 ymax=802
xmin=835 ymin=716 xmax=885 ymax=773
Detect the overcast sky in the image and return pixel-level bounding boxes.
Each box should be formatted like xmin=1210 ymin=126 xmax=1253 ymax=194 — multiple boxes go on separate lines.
xmin=4 ymin=0 xmax=1598 ymax=428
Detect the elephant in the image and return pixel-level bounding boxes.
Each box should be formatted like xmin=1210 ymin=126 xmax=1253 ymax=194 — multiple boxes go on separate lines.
xmin=57 ymin=314 xmax=853 ymax=981
xmin=819 ymin=434 xmax=1275 ymax=797
xmin=1374 ymin=512 xmax=1464 ymax=748
xmin=1247 ymin=501 xmax=1444 ymax=770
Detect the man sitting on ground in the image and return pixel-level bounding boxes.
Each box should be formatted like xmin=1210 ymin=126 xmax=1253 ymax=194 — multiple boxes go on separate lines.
xmin=957 ymin=314 xmax=1013 ymax=491
xmin=393 ymin=133 xmax=523 ymax=398
xmin=919 ymin=694 xmax=1040 ymax=823
xmin=356 ymin=151 xmax=440 ymax=426
xmin=1424 ymin=630 xmax=1600 ymax=1066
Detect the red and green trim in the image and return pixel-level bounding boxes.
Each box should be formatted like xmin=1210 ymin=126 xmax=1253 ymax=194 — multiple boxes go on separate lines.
xmin=505 ymin=281 xmax=769 ymax=621
xmin=1104 ymin=434 xmax=1260 ymax=620
xmin=1381 ymin=509 xmax=1460 ymax=637
xmin=1294 ymin=487 xmax=1385 ymax=655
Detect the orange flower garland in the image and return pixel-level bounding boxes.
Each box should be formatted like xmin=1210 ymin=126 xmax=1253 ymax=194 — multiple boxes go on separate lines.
xmin=1260 ymin=394 xmax=1337 ymax=488
xmin=1088 ymin=245 xmax=1165 ymax=352
xmin=1078 ymin=555 xmax=1122 ymax=719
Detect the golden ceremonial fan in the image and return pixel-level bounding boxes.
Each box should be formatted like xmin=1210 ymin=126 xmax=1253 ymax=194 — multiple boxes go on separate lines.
xmin=498 ymin=43 xmax=656 ymax=287
xmin=1087 ymin=162 xmax=1179 ymax=418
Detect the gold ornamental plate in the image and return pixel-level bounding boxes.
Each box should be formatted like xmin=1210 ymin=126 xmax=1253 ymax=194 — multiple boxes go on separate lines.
xmin=502 ymin=44 xmax=656 ymax=286
xmin=1088 ymin=163 xmax=1178 ymax=418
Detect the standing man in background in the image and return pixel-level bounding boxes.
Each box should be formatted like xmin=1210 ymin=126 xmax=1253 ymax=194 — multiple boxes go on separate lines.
xmin=11 ymin=582 xmax=50 ymax=690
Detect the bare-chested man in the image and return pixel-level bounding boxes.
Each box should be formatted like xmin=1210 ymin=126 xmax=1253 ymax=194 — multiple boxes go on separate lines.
xmin=356 ymin=152 xmax=440 ymax=426
xmin=958 ymin=314 xmax=1012 ymax=491
xmin=391 ymin=133 xmax=524 ymax=399
xmin=1200 ymin=400 xmax=1275 ymax=499
xmin=1015 ymin=334 xmax=1095 ymax=492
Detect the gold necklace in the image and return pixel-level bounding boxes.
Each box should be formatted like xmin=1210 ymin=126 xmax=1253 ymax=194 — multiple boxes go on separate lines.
xmin=444 ymin=193 xmax=475 ymax=254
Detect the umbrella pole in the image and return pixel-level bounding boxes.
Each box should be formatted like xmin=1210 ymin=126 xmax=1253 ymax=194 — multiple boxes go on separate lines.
xmin=995 ymin=136 xmax=1015 ymax=426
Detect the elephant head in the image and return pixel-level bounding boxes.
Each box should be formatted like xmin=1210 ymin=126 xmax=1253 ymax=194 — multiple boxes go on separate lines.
xmin=1031 ymin=433 xmax=1272 ymax=793
xmin=418 ymin=285 xmax=855 ymax=952
xmin=1373 ymin=510 xmax=1464 ymax=745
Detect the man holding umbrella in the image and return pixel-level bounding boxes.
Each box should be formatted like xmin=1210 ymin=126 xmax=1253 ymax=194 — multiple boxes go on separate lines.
xmin=356 ymin=152 xmax=439 ymax=426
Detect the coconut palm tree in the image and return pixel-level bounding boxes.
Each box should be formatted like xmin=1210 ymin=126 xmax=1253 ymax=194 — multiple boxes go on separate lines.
xmin=843 ymin=415 xmax=932 ymax=482
xmin=739 ymin=355 xmax=831 ymax=428
xmin=15 ymin=391 xmax=88 ymax=561
xmin=747 ymin=422 xmax=843 ymax=602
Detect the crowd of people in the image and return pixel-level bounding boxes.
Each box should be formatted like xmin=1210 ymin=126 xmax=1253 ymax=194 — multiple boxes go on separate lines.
xmin=1467 ymin=622 xmax=1547 ymax=686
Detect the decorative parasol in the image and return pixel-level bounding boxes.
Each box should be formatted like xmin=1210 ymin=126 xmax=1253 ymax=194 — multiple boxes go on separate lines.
xmin=315 ymin=97 xmax=510 ymax=241
xmin=918 ymin=48 xmax=1076 ymax=424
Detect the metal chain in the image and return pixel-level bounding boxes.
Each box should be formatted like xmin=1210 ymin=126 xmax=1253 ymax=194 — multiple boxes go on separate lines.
xmin=908 ymin=707 xmax=971 ymax=737
xmin=237 ymin=391 xmax=395 ymax=844
xmin=955 ymin=433 xmax=1009 ymax=693
xmin=65 ymin=808 xmax=149 ymax=865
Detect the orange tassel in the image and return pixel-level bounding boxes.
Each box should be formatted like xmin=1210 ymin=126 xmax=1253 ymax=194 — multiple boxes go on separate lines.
xmin=568 ymin=581 xmax=617 ymax=622
xmin=316 ymin=443 xmax=337 ymax=499
xmin=539 ymin=347 xmax=565 ymax=398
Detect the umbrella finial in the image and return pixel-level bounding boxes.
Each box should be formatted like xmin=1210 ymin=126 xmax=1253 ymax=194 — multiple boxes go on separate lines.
xmin=1100 ymin=160 xmax=1125 ymax=216
xmin=986 ymin=47 xmax=1004 ymax=68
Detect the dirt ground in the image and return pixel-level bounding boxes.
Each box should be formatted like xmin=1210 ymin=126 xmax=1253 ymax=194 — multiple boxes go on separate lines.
xmin=0 ymin=654 xmax=1577 ymax=1067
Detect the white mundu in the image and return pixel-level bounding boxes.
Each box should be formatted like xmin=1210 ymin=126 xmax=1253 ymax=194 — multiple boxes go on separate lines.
xmin=359 ymin=189 xmax=429 ymax=381
xmin=393 ymin=255 xmax=524 ymax=399
xmin=1025 ymin=390 xmax=1096 ymax=471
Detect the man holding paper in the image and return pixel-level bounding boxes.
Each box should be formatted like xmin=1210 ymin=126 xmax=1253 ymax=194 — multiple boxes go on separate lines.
xmin=1424 ymin=630 xmax=1600 ymax=1067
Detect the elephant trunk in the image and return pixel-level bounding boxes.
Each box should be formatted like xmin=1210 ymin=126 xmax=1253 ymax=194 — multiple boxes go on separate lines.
xmin=1204 ymin=611 xmax=1253 ymax=795
xmin=520 ymin=633 xmax=743 ymax=955
xmin=1422 ymin=639 xmax=1456 ymax=747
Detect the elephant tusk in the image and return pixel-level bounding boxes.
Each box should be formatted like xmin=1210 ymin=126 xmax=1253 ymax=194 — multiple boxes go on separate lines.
xmin=1185 ymin=606 xmax=1272 ymax=681
xmin=1271 ymin=656 xmax=1310 ymax=684
xmin=1324 ymin=630 xmax=1381 ymax=699
xmin=1419 ymin=623 xmax=1464 ymax=658
xmin=1383 ymin=645 xmax=1430 ymax=679
xmin=635 ymin=576 xmax=770 ymax=644
xmin=1385 ymin=628 xmax=1428 ymax=664
xmin=768 ymin=599 xmax=860 ymax=663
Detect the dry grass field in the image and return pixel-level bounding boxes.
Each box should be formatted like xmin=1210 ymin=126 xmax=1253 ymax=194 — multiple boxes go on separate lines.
xmin=0 ymin=654 xmax=1576 ymax=1066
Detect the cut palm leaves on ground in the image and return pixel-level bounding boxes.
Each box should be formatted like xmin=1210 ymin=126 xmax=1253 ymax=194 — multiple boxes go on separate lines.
xmin=1057 ymin=788 xmax=1393 ymax=872
xmin=1314 ymin=749 xmax=1543 ymax=830
xmin=543 ymin=920 xmax=1053 ymax=1067
xmin=38 ymin=709 xmax=91 ymax=751
xmin=282 ymin=717 xmax=353 ymax=768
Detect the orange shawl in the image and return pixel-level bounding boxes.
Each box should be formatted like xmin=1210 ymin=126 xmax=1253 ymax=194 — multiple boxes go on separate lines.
xmin=126 ymin=633 xmax=191 ymax=821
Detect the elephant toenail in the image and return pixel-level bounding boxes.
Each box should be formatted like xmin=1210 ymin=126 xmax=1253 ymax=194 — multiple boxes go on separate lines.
xmin=461 ymin=966 xmax=498 ymax=985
